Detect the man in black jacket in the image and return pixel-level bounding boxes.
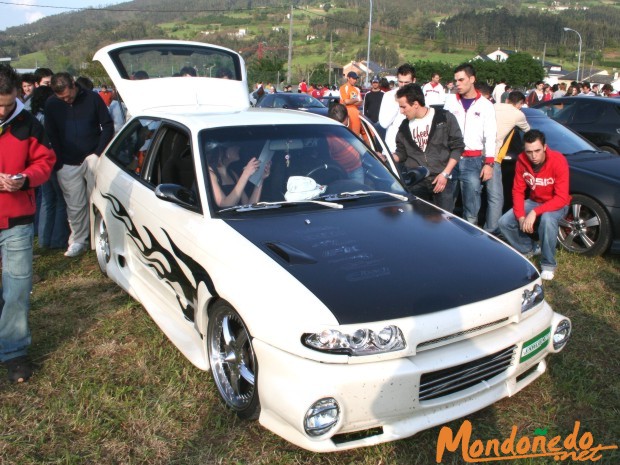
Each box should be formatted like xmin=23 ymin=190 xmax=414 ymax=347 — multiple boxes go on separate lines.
xmin=45 ymin=72 xmax=113 ymax=257
xmin=393 ymin=83 xmax=464 ymax=212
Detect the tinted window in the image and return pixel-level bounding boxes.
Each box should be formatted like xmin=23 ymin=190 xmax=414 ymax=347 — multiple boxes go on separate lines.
xmin=571 ymin=101 xmax=602 ymax=124
xmin=145 ymin=126 xmax=195 ymax=190
xmin=519 ymin=115 xmax=597 ymax=155
xmin=538 ymin=100 xmax=576 ymax=124
xmin=105 ymin=118 xmax=161 ymax=175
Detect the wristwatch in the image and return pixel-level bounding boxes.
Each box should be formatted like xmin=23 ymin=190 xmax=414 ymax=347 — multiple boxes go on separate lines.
xmin=441 ymin=172 xmax=452 ymax=179
xmin=484 ymin=162 xmax=495 ymax=167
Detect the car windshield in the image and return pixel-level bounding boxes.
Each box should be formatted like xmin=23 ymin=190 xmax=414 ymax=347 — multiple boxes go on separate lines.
xmin=199 ymin=124 xmax=406 ymax=213
xmin=523 ymin=113 xmax=598 ymax=155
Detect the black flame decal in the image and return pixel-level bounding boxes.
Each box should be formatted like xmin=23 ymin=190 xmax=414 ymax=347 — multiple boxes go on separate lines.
xmin=102 ymin=192 xmax=217 ymax=322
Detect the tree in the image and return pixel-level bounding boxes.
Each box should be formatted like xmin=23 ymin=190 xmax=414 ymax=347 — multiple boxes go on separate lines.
xmin=247 ymin=56 xmax=286 ymax=87
xmin=470 ymin=59 xmax=501 ymax=85
xmin=504 ymin=52 xmax=544 ymax=88
xmin=413 ymin=60 xmax=454 ymax=85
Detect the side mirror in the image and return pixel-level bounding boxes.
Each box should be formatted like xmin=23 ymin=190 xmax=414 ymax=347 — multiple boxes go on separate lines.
xmin=403 ymin=167 xmax=430 ymax=187
xmin=155 ymin=184 xmax=198 ymax=209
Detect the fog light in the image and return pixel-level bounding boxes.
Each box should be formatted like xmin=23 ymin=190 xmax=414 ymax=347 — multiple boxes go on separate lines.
xmin=304 ymin=398 xmax=340 ymax=437
xmin=553 ymin=319 xmax=571 ymax=350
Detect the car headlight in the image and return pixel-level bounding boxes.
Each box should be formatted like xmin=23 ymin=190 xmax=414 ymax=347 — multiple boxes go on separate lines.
xmin=302 ymin=325 xmax=406 ymax=355
xmin=522 ymin=284 xmax=544 ymax=313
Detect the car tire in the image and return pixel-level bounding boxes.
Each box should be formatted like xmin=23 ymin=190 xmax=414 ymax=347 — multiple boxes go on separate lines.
xmin=598 ymin=146 xmax=619 ymax=155
xmin=94 ymin=210 xmax=111 ymax=275
xmin=207 ymin=301 xmax=260 ymax=420
xmin=558 ymin=194 xmax=612 ymax=256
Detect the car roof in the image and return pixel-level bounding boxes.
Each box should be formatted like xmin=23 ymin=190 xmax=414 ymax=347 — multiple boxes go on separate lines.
xmin=135 ymin=107 xmax=337 ymax=130
xmin=540 ymin=97 xmax=620 ymax=106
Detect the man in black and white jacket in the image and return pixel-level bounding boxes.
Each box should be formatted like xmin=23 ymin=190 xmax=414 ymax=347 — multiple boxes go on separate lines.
xmin=393 ymin=83 xmax=464 ymax=212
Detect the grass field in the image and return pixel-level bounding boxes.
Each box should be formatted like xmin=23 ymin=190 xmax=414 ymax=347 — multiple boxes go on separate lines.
xmin=0 ymin=247 xmax=618 ymax=464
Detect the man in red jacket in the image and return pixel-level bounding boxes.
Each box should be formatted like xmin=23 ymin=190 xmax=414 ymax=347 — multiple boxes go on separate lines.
xmin=499 ymin=130 xmax=570 ymax=281
xmin=0 ymin=65 xmax=55 ymax=382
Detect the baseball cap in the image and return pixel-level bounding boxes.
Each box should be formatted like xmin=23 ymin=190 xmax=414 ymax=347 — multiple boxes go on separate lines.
xmin=347 ymin=71 xmax=359 ymax=79
xmin=371 ymin=76 xmax=380 ymax=83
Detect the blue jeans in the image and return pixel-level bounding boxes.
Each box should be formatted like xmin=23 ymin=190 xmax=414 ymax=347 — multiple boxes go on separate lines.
xmin=38 ymin=172 xmax=70 ymax=249
xmin=453 ymin=156 xmax=483 ymax=224
xmin=498 ymin=200 xmax=569 ymax=272
xmin=484 ymin=162 xmax=504 ymax=234
xmin=0 ymin=224 xmax=34 ymax=362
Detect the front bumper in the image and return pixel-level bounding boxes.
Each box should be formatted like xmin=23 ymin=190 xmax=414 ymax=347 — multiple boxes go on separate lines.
xmin=254 ymin=305 xmax=569 ymax=452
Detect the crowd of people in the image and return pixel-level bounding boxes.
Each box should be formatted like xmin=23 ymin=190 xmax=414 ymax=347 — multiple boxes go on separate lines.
xmin=1 ymin=64 xmax=117 ymax=383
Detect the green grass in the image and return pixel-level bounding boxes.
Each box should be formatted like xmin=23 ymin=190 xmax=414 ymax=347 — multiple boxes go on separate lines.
xmin=0 ymin=247 xmax=618 ymax=464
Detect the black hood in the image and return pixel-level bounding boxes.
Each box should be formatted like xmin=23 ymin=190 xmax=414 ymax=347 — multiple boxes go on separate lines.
xmin=225 ymin=199 xmax=538 ymax=325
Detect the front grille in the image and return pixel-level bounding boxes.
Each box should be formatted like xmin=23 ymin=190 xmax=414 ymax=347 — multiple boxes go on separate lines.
xmin=417 ymin=318 xmax=509 ymax=352
xmin=419 ymin=345 xmax=516 ymax=401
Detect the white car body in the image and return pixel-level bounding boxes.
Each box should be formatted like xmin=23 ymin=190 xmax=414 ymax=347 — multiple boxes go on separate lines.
xmin=90 ymin=40 xmax=571 ymax=452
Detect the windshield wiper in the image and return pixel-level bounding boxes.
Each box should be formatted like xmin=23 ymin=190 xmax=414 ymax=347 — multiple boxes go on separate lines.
xmin=218 ymin=199 xmax=343 ymax=213
xmin=320 ymin=190 xmax=409 ymax=202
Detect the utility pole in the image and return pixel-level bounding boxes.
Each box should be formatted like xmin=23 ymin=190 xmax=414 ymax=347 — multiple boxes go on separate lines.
xmin=287 ymin=4 xmax=293 ymax=84
xmin=329 ymin=32 xmax=333 ymax=87
xmin=365 ymin=0 xmax=373 ymax=87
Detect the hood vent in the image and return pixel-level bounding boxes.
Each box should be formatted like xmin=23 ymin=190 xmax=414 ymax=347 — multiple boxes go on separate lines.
xmin=265 ymin=242 xmax=317 ymax=265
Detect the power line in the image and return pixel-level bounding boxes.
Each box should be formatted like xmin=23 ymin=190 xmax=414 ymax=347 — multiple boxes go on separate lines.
xmin=0 ymin=1 xmax=286 ymax=13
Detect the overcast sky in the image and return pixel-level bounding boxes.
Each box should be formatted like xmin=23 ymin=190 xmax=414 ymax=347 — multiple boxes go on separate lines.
xmin=0 ymin=1 xmax=126 ymax=31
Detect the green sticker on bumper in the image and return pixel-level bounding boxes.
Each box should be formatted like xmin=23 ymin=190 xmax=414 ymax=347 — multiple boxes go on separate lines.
xmin=520 ymin=327 xmax=551 ymax=362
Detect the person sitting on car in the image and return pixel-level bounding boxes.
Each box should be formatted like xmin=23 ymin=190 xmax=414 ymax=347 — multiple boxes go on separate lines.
xmin=206 ymin=143 xmax=270 ymax=207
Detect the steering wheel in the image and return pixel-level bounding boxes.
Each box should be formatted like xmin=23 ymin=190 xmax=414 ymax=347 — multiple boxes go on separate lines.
xmin=306 ymin=163 xmax=348 ymax=184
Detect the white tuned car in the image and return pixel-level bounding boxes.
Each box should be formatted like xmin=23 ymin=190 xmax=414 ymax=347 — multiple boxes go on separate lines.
xmin=90 ymin=40 xmax=571 ymax=452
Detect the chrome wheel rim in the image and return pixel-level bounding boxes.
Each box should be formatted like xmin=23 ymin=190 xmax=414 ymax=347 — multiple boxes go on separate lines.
xmin=558 ymin=202 xmax=601 ymax=253
xmin=209 ymin=309 xmax=257 ymax=411
xmin=95 ymin=215 xmax=110 ymax=271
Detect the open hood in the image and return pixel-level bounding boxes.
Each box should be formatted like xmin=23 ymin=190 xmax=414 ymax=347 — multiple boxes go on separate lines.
xmin=93 ymin=40 xmax=250 ymax=115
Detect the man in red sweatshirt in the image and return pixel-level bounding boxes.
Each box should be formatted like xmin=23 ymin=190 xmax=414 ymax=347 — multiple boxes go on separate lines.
xmin=0 ymin=64 xmax=55 ymax=382
xmin=499 ymin=129 xmax=570 ymax=281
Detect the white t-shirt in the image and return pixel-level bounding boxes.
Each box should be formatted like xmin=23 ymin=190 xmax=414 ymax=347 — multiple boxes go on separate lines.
xmin=408 ymin=107 xmax=435 ymax=152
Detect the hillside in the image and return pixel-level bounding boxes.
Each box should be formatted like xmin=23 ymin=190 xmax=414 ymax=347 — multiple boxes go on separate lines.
xmin=2 ymin=0 xmax=619 ymax=81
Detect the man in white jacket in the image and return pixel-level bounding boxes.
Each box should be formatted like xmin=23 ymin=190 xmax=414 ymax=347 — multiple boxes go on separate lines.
xmin=444 ymin=63 xmax=497 ymax=225
xmin=378 ymin=63 xmax=416 ymax=154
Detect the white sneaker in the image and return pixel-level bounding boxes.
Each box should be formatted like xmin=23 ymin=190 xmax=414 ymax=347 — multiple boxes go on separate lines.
xmin=540 ymin=270 xmax=555 ymax=281
xmin=64 ymin=243 xmax=87 ymax=258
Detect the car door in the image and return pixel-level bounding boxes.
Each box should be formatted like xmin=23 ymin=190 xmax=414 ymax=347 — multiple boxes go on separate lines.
xmin=127 ymin=122 xmax=211 ymax=325
xmin=95 ymin=117 xmax=162 ymax=285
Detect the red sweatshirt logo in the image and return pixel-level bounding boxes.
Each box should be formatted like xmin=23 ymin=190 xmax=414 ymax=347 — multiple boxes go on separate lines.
xmin=523 ymin=172 xmax=555 ymax=190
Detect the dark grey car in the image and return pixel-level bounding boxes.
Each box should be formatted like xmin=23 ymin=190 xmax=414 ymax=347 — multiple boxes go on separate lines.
xmin=533 ymin=97 xmax=620 ymax=155
xmin=255 ymin=93 xmax=329 ymax=116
